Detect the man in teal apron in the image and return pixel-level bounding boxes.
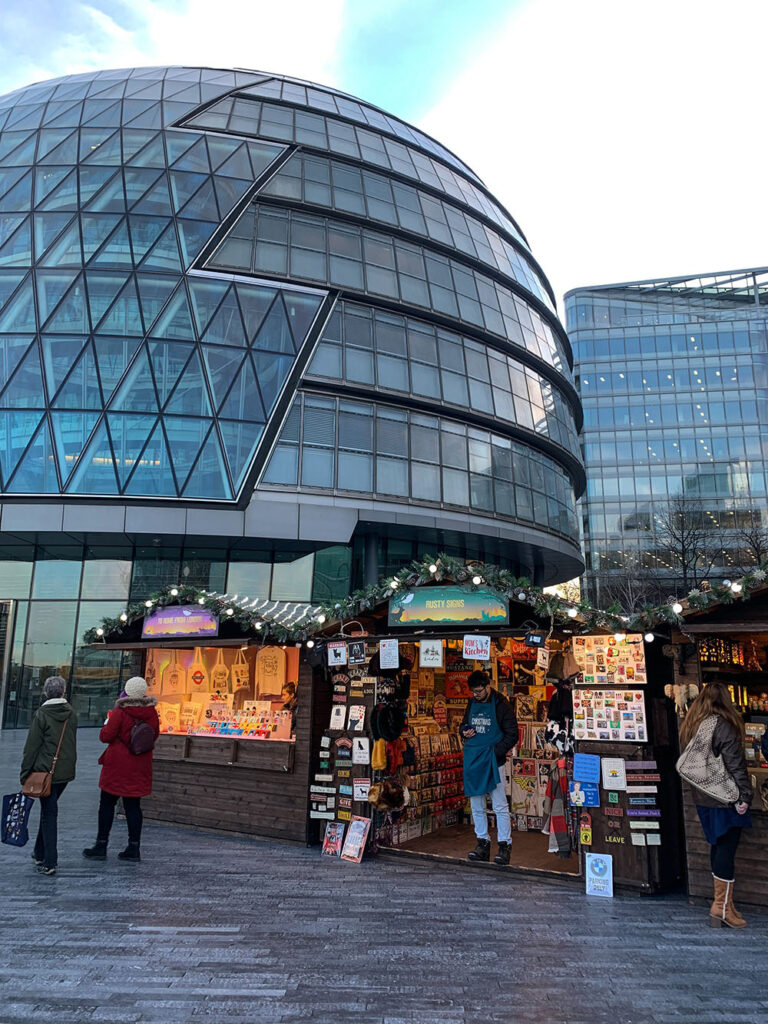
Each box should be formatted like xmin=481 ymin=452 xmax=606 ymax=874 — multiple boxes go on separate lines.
xmin=460 ymin=670 xmax=519 ymax=864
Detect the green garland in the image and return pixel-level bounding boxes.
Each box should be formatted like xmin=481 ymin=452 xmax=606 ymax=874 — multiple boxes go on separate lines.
xmin=84 ymin=556 xmax=768 ymax=646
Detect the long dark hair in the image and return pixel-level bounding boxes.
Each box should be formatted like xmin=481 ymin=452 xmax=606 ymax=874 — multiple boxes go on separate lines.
xmin=680 ymin=680 xmax=744 ymax=747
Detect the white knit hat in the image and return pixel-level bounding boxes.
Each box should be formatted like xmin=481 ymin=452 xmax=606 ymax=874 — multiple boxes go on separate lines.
xmin=124 ymin=676 xmax=148 ymax=699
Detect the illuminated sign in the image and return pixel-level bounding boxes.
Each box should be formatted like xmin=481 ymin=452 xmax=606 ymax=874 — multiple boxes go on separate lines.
xmin=141 ymin=605 xmax=219 ymax=639
xmin=388 ymin=586 xmax=508 ymax=627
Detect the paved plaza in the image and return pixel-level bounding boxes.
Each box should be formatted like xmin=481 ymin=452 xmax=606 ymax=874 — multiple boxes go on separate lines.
xmin=0 ymin=730 xmax=765 ymax=1024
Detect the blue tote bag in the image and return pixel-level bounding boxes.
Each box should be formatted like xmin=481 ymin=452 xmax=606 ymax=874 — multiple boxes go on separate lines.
xmin=1 ymin=791 xmax=34 ymax=847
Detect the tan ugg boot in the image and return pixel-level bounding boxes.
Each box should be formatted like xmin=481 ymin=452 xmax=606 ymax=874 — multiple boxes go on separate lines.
xmin=709 ymin=875 xmax=747 ymax=928
xmin=725 ymin=882 xmax=746 ymax=927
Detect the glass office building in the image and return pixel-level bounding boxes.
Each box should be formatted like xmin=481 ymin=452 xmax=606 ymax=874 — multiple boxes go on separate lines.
xmin=0 ymin=66 xmax=583 ymax=726
xmin=566 ymin=268 xmax=768 ymax=601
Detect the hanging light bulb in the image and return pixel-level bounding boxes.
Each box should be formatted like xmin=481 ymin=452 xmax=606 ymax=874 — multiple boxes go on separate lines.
xmin=145 ymin=600 xmax=153 ymax=608
xmin=316 ymin=614 xmax=326 ymax=624
xmin=731 ymin=582 xmax=742 ymax=593
xmin=472 ymin=575 xmax=482 ymax=586
xmin=644 ymin=633 xmax=654 ymax=643
xmin=614 ymin=632 xmax=626 ymax=643
xmin=198 ymin=597 xmax=205 ymax=605
xmin=428 ymin=564 xmax=437 ymax=574
xmin=225 ymin=608 xmax=234 ymax=616
xmin=672 ymin=602 xmax=683 ymax=614
xmin=567 ymin=607 xmax=578 ymax=618
xmin=390 ymin=579 xmax=399 ymax=589
xmin=96 ymin=628 xmax=104 ymax=637
xmin=306 ymin=640 xmax=315 ymax=648
xmin=170 ymin=588 xmax=179 ymax=597
xmin=722 ymin=579 xmax=732 ymax=589
xmin=120 ymin=613 xmax=128 ymax=622
xmin=255 ymin=621 xmax=263 ymax=630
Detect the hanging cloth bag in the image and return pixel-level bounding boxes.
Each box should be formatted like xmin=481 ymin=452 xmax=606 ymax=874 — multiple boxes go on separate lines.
xmin=1 ymin=791 xmax=34 ymax=846
xmin=162 ymin=650 xmax=186 ymax=696
xmin=231 ymin=649 xmax=250 ymax=691
xmin=188 ymin=648 xmax=209 ymax=693
xmin=676 ymin=714 xmax=739 ymax=805
xmin=210 ymin=648 xmax=230 ymax=694
xmin=144 ymin=649 xmax=160 ymax=696
xmin=21 ymin=719 xmax=69 ymax=799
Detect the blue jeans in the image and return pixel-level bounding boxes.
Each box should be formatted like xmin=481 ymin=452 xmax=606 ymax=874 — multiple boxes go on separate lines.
xmin=469 ymin=777 xmax=511 ymax=843
xmin=33 ymin=782 xmax=68 ymax=869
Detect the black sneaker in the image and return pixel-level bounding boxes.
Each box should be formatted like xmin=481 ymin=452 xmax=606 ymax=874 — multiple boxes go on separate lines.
xmin=494 ymin=841 xmax=512 ymax=866
xmin=31 ymin=854 xmax=44 ymax=867
xmin=468 ymin=839 xmax=491 ymax=862
xmin=117 ymin=843 xmax=141 ymax=862
xmin=36 ymin=865 xmax=56 ymax=876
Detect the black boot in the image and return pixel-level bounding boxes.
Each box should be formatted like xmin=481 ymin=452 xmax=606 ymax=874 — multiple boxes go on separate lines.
xmin=494 ymin=841 xmax=511 ymax=866
xmin=117 ymin=843 xmax=141 ymax=861
xmin=83 ymin=839 xmax=108 ymax=860
xmin=468 ymin=838 xmax=491 ymax=862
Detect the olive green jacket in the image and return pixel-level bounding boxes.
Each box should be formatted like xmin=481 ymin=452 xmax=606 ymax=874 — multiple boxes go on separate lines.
xmin=20 ymin=700 xmax=78 ymax=785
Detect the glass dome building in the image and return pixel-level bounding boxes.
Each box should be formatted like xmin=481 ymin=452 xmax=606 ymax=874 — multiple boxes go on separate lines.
xmin=0 ymin=66 xmax=583 ymax=725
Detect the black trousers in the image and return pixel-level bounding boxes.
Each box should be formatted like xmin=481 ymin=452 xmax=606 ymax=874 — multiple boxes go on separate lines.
xmin=97 ymin=790 xmax=143 ymax=845
xmin=709 ymin=826 xmax=742 ymax=879
xmin=33 ymin=782 xmax=68 ymax=869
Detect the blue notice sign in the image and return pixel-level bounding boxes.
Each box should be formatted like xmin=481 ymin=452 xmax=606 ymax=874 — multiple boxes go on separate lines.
xmin=585 ymin=853 xmax=614 ymax=898
xmin=573 ymin=753 xmax=600 ymax=783
xmin=569 ymin=781 xmax=599 ymax=807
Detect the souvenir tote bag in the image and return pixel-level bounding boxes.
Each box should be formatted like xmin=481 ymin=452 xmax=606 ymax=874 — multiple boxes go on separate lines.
xmin=187 ymin=648 xmax=209 ymax=693
xmin=210 ymin=649 xmax=230 ymax=694
xmin=144 ymin=648 xmax=160 ymax=697
xmin=162 ymin=650 xmax=186 ymax=696
xmin=1 ymin=791 xmax=34 ymax=846
xmin=231 ymin=649 xmax=250 ymax=691
xmin=676 ymin=714 xmax=739 ymax=804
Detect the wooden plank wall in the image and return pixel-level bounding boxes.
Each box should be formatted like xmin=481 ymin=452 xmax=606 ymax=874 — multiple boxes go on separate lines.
xmin=143 ymin=659 xmax=317 ymax=844
xmin=683 ymin=787 xmax=768 ymax=906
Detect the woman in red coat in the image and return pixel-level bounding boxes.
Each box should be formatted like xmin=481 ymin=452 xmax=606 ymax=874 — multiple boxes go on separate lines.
xmin=83 ymin=676 xmax=159 ymax=862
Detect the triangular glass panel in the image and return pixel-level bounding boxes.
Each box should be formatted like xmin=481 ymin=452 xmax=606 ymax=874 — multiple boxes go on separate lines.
xmin=53 ymin=81 xmax=89 ymax=102
xmin=131 ymin=174 xmax=173 ymax=216
xmin=90 ymin=219 xmax=133 ymax=269
xmin=35 ymin=269 xmax=79 ymax=322
xmin=217 ymin=355 xmax=265 ymax=422
xmin=164 ymin=132 xmax=198 ymax=166
xmin=7 ymin=105 xmax=45 ymax=133
xmin=108 ymin=345 xmax=159 ymax=413
xmin=0 ymin=215 xmax=32 ymax=266
xmin=49 ymin=409 xmax=100 ymax=484
xmin=251 ymin=294 xmax=295 ymax=354
xmin=0 ymin=274 xmax=36 ymax=331
xmin=127 ymin=214 xmax=168 ymax=264
xmin=188 ymin=277 xmax=229 ymax=336
xmin=40 ymin=333 xmax=88 ymax=395
xmin=179 ymin=178 xmax=219 ymax=221
xmin=42 ymin=100 xmax=82 ymax=127
xmin=138 ymin=222 xmax=181 ymax=272
xmin=215 ymin=143 xmax=253 ymax=180
xmin=284 ymin=290 xmax=324 ymax=345
xmin=125 ymin=79 xmax=163 ymax=100
xmin=169 ymin=170 xmax=207 ymax=213
xmin=123 ymin=419 xmax=177 ymax=496
xmin=82 ymin=99 xmax=123 ymax=128
xmin=43 ymin=103 xmax=85 ymax=131
xmin=235 ymin=284 xmax=277 ymax=343
xmin=125 ymin=102 xmax=163 ymax=130
xmin=0 ymin=410 xmax=43 ymax=484
xmin=97 ymin=277 xmax=143 ymax=335
xmin=92 ymin=334 xmax=143 ymax=402
xmin=0 ymin=335 xmax=35 ymax=390
xmin=41 ymin=273 xmax=89 ymax=333
xmin=0 ymin=342 xmax=45 ymax=408
xmin=172 ymin=137 xmax=210 ymax=174
xmin=162 ymin=415 xmax=212 ymax=490
xmin=0 ymin=172 xmax=33 ymax=214
xmin=135 ymin=273 xmax=179 ymax=330
xmin=126 ymin=133 xmax=166 ymax=169
xmin=206 ymin=136 xmax=243 ymax=172
xmin=34 ymin=166 xmax=72 ymax=205
xmin=219 ymin=419 xmax=264 ymax=492
xmin=85 ymin=270 xmax=124 ymax=326
xmin=177 ymin=218 xmax=215 ymax=265
xmin=80 ymin=212 xmax=122 ymax=261
xmin=0 ymin=214 xmax=26 ymax=247
xmin=0 ymin=166 xmax=29 ymax=201
xmin=212 ymin=175 xmax=251 ymax=217
xmin=147 ymin=283 xmax=195 ymax=339
xmin=201 ymin=346 xmax=247 ymax=411
xmin=4 ymin=417 xmax=59 ymax=493
xmin=0 ymin=131 xmax=33 ymax=161
xmin=164 ymin=350 xmax=212 ymax=416
xmin=201 ymin=289 xmax=246 ymax=347
xmin=163 ymin=101 xmax=195 ymax=125
xmin=182 ymin=424 xmax=232 ymax=499
xmin=0 ymin=269 xmax=27 ymax=312
xmin=251 ymin=350 xmax=293 ymax=415
xmin=83 ymin=172 xmax=127 ymax=213
xmin=51 ymin=342 xmax=102 ymax=410
xmin=107 ymin=413 xmax=159 ymax=487
xmin=248 ymin=141 xmax=285 ymax=177
xmin=0 ymin=133 xmax=36 ymax=167
xmin=88 ymin=81 xmax=126 ymax=101
xmin=121 ymin=128 xmax=159 ymax=163
xmin=79 ymin=166 xmax=119 ymax=206
xmin=163 ymin=85 xmax=201 ymax=106
xmin=35 ymin=168 xmax=78 ymax=212
xmin=147 ymin=340 xmax=195 ymax=407
xmin=37 ymin=219 xmax=82 ymax=266
xmin=33 ymin=212 xmax=74 ymax=261
xmin=80 ymin=128 xmax=122 ymax=165
xmin=124 ymin=167 xmax=164 ymax=208
xmin=66 ymin=418 xmax=120 ymax=494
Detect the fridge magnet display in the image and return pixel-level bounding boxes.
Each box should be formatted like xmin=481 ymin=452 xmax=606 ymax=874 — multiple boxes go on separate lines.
xmin=348 ymin=640 xmax=367 ymax=665
xmin=322 ymin=821 xmax=345 ymax=856
xmin=462 ymin=635 xmax=491 ymax=661
xmin=572 ymin=634 xmax=647 ymax=685
xmin=585 ymin=853 xmax=614 ymax=898
xmin=340 ymin=815 xmax=372 ymax=863
xmin=352 ymin=737 xmax=370 ymax=764
xmin=327 ymin=641 xmax=348 ymax=667
xmin=573 ymin=753 xmax=601 ymax=783
xmin=379 ymin=638 xmax=399 ymax=670
xmin=601 ymin=758 xmax=627 ymax=791
xmin=569 ymin=781 xmax=599 ymax=807
xmin=573 ymin=689 xmax=647 ymax=741
xmin=419 ymin=638 xmax=444 ymax=668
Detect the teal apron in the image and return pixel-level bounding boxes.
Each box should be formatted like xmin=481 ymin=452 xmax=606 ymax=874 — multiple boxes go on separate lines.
xmin=462 ymin=697 xmax=503 ymax=797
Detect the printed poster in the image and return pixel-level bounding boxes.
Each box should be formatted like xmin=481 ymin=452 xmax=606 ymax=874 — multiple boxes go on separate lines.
xmin=569 ymin=781 xmax=600 ymax=807
xmin=340 ymin=815 xmax=371 ymax=863
xmin=585 ymin=853 xmax=614 ymax=898
xmin=573 ymin=753 xmax=601 ymax=783
xmin=347 ymin=640 xmax=367 ymax=665
xmin=321 ymin=821 xmax=345 ymax=857
xmin=379 ymin=638 xmax=399 ymax=670
xmin=419 ymin=638 xmax=444 ymax=668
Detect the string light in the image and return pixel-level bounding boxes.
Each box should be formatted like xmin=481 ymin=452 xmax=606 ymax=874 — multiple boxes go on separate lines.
xmin=198 ymin=598 xmax=205 ymax=605
xmin=644 ymin=633 xmax=654 ymax=643
xmin=170 ymin=588 xmax=179 ymax=596
xmin=672 ymin=602 xmax=683 ymax=614
xmin=472 ymin=575 xmax=482 ymax=586
xmin=731 ymin=582 xmax=742 ymax=593
xmin=390 ymin=579 xmax=399 ymax=589
xmin=614 ymin=632 xmax=626 ymax=643
xmin=428 ymin=564 xmax=437 ymax=573
xmin=225 ymin=608 xmax=234 ymax=616
xmin=145 ymin=600 xmax=153 ymax=608
xmin=306 ymin=640 xmax=315 ymax=648
xmin=96 ymin=628 xmax=104 ymax=636
xmin=120 ymin=613 xmax=128 ymax=622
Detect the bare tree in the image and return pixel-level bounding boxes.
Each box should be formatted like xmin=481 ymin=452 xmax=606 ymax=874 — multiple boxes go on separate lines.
xmin=735 ymin=508 xmax=768 ymax=569
xmin=589 ymin=550 xmax=667 ymax=611
xmin=652 ymin=495 xmax=724 ymax=590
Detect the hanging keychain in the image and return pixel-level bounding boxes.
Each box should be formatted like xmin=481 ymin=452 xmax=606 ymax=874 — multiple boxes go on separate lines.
xmin=210 ymin=648 xmax=230 ymax=693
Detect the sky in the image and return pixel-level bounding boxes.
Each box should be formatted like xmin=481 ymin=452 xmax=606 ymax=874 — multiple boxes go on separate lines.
xmin=2 ymin=0 xmax=767 ymax=308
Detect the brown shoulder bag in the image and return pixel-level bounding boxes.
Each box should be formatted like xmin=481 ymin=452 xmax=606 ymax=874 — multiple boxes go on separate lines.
xmin=22 ymin=719 xmax=69 ymax=799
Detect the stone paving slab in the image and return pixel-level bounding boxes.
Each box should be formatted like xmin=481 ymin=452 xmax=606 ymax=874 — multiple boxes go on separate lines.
xmin=0 ymin=729 xmax=765 ymax=1024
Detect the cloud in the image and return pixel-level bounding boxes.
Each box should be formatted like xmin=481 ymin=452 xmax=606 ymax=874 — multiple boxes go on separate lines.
xmin=418 ymin=0 xmax=768 ymax=304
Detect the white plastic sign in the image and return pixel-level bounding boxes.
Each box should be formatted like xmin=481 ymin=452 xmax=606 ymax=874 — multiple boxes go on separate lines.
xmin=463 ymin=635 xmax=491 ymax=661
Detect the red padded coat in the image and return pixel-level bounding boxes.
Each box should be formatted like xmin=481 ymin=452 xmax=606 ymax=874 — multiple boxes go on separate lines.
xmin=98 ymin=697 xmax=160 ymax=798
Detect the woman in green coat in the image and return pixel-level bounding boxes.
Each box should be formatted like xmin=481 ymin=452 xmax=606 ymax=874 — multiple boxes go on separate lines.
xmin=20 ymin=676 xmax=78 ymax=875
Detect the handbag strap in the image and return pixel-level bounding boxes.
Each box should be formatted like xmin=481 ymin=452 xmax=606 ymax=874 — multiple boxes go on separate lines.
xmin=48 ymin=718 xmax=68 ymax=775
